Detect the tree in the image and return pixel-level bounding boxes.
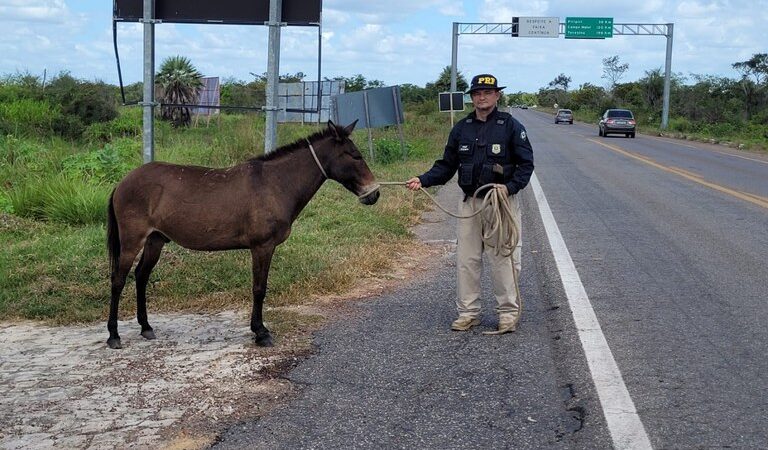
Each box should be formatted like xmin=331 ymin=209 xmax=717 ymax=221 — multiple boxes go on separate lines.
xmin=520 ymin=92 xmax=538 ymax=107
xmin=637 ymin=68 xmax=665 ymax=113
xmin=425 ymin=66 xmax=468 ymax=98
xmin=733 ymin=53 xmax=768 ymax=85
xmin=399 ymin=83 xmax=429 ymax=104
xmin=569 ymin=83 xmax=607 ymax=111
xmin=537 ymin=87 xmax=568 ymax=109
xmin=732 ymin=53 xmax=768 ymax=120
xmin=155 ymin=56 xmax=203 ymax=127
xmin=548 ymin=73 xmax=571 ymax=91
xmin=602 ymin=55 xmax=629 ymax=94
xmin=506 ymin=91 xmax=526 ymax=106
xmin=330 ymin=74 xmax=384 ymax=92
xmin=45 ymin=72 xmax=119 ymax=136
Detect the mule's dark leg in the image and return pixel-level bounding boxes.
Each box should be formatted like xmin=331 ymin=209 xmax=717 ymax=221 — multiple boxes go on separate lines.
xmin=108 ymin=245 xmax=142 ymax=349
xmin=135 ymin=233 xmax=166 ymax=341
xmin=250 ymin=246 xmax=276 ymax=347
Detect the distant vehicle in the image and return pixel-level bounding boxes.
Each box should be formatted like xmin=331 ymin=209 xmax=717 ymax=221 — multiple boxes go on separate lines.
xmin=555 ymin=109 xmax=573 ymax=124
xmin=520 ymin=105 xmax=529 ymax=109
xmin=598 ymin=109 xmax=636 ymax=138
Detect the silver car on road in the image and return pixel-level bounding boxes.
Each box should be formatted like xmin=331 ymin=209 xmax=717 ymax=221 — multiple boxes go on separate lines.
xmin=598 ymin=109 xmax=636 ymax=138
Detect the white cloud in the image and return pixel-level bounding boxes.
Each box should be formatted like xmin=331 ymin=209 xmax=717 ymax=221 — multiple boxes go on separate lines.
xmin=0 ymin=0 xmax=71 ymax=23
xmin=675 ymin=0 xmax=721 ymax=17
xmin=325 ymin=0 xmax=460 ymax=23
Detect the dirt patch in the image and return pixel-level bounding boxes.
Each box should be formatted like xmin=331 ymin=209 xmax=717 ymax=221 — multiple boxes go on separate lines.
xmin=0 ymin=241 xmax=443 ymax=449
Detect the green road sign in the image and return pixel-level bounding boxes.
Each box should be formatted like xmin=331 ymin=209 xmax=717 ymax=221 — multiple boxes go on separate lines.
xmin=565 ymin=17 xmax=614 ymax=39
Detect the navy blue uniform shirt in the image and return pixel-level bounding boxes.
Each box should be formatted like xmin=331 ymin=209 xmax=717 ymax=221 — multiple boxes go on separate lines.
xmin=418 ymin=107 xmax=534 ymax=198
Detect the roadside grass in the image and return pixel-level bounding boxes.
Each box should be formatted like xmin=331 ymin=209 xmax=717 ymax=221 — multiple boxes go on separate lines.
xmin=0 ymin=108 xmax=448 ymax=325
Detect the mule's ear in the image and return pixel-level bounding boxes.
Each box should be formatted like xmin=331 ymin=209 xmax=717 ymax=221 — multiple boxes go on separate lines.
xmin=327 ymin=120 xmax=342 ymax=141
xmin=343 ymin=119 xmax=359 ymax=135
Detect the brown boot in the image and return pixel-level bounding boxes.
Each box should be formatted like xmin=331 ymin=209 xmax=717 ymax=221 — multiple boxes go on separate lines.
xmin=451 ymin=316 xmax=480 ymax=331
xmin=482 ymin=315 xmax=519 ymax=335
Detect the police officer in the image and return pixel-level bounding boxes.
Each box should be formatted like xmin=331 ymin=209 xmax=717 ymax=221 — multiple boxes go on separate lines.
xmin=406 ymin=74 xmax=534 ymax=334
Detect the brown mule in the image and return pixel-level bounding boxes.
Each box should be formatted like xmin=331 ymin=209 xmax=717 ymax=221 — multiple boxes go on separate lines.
xmin=105 ymin=120 xmax=379 ymax=349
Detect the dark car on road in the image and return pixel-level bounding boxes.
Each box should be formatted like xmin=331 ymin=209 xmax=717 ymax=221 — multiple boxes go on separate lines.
xmin=554 ymin=109 xmax=573 ymax=124
xmin=598 ymin=109 xmax=636 ymax=138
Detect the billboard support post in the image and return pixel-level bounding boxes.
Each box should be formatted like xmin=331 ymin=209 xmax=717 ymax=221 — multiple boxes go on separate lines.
xmin=362 ymin=91 xmax=374 ymax=161
xmin=264 ymin=0 xmax=283 ymax=154
xmin=141 ymin=0 xmax=155 ymax=164
xmin=392 ymin=87 xmax=407 ymax=161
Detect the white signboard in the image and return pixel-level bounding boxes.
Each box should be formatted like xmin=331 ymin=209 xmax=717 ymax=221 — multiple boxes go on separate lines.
xmin=519 ymin=17 xmax=559 ymax=38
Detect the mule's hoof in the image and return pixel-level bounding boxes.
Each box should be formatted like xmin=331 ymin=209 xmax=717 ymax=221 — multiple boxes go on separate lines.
xmin=107 ymin=338 xmax=122 ymax=349
xmin=254 ymin=333 xmax=274 ymax=347
xmin=141 ymin=329 xmax=156 ymax=340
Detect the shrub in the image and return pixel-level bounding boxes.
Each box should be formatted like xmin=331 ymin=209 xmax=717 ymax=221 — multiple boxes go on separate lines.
xmin=0 ymin=99 xmax=62 ymax=137
xmin=668 ymin=116 xmax=695 ymax=133
xmin=61 ymin=139 xmax=139 ymax=184
xmin=0 ymin=134 xmax=48 ymax=166
xmin=0 ymin=73 xmax=44 ymax=103
xmin=7 ymin=175 xmax=110 ymax=225
xmin=374 ymin=137 xmax=412 ymax=164
xmin=83 ymin=107 xmax=142 ymax=142
xmin=51 ymin=114 xmax=85 ymax=139
xmin=45 ymin=73 xmax=119 ymax=138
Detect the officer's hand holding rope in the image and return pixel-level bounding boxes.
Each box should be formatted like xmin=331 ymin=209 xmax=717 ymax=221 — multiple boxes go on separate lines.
xmin=385 ymin=180 xmax=520 ymax=258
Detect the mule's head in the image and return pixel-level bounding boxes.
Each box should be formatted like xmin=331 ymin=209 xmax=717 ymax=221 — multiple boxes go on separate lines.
xmin=322 ymin=120 xmax=379 ymax=205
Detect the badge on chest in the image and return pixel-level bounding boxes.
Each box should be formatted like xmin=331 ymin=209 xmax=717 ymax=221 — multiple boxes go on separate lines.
xmin=491 ymin=144 xmax=501 ymax=154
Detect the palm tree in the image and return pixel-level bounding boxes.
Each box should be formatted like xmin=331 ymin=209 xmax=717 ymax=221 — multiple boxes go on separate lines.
xmin=155 ymin=56 xmax=203 ymax=127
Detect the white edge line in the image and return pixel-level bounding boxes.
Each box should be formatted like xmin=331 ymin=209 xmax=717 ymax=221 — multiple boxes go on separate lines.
xmin=530 ymin=172 xmax=653 ymax=450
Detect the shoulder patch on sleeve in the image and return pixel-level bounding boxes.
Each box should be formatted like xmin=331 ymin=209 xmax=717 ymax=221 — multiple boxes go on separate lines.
xmin=521 ymin=130 xmax=527 ymax=140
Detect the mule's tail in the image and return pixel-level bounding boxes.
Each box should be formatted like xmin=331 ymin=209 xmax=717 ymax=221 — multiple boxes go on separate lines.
xmin=107 ymin=190 xmax=120 ymax=277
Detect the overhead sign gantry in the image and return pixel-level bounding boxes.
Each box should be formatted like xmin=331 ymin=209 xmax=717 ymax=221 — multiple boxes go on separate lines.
xmin=450 ymin=18 xmax=674 ymax=129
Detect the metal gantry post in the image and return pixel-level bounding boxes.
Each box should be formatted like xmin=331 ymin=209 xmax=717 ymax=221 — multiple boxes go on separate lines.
xmin=264 ymin=0 xmax=283 ymax=154
xmin=662 ymin=23 xmax=674 ymax=130
xmin=141 ymin=0 xmax=155 ymax=163
xmin=450 ymin=22 xmax=459 ymax=125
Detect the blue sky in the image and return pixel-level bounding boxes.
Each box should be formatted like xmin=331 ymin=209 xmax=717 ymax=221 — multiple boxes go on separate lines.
xmin=1 ymin=0 xmax=766 ymax=93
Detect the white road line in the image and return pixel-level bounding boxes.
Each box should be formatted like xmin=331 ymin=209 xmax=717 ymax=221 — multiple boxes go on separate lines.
xmin=530 ymin=172 xmax=653 ymax=450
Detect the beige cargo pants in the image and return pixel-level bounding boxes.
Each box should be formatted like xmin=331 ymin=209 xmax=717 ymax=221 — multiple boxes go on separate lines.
xmin=456 ymin=193 xmax=522 ymax=320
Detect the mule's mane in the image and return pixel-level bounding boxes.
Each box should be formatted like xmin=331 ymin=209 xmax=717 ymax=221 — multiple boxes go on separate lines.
xmin=249 ymin=127 xmax=344 ymax=163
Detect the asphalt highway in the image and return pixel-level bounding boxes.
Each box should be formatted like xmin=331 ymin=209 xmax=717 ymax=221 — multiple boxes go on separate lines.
xmin=214 ymin=109 xmax=768 ymax=449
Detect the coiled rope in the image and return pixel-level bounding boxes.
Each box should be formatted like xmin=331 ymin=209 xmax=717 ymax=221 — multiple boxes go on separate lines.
xmin=378 ymin=182 xmax=520 ymax=258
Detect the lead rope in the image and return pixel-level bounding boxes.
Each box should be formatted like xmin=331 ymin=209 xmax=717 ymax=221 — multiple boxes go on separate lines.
xmin=307 ymin=139 xmax=328 ymax=179
xmin=379 ymin=182 xmax=519 ymax=257
xmin=307 ymin=145 xmax=521 ymax=322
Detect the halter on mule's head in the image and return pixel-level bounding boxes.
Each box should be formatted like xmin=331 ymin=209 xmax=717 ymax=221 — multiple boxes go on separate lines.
xmin=310 ymin=120 xmax=380 ymax=205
